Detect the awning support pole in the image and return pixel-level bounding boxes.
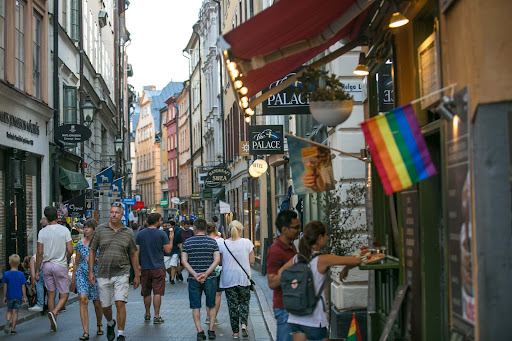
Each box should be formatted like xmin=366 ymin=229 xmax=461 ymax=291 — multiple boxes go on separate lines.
xmin=285 ymin=133 xmax=369 ymax=162
xmin=248 ymin=39 xmax=363 ymax=109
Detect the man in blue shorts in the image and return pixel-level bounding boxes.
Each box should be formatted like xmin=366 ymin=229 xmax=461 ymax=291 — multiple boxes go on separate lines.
xmin=181 ymin=218 xmax=220 ymax=340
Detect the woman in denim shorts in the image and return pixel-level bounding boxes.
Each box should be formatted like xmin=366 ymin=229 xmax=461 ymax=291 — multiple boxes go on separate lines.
xmin=279 ymin=222 xmax=361 ymax=341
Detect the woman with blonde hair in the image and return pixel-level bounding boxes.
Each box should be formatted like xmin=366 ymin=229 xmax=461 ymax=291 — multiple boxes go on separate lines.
xmin=218 ymin=220 xmax=255 ymax=338
xmin=70 ymin=219 xmax=103 ymax=340
xmin=279 ymin=221 xmax=361 ymax=341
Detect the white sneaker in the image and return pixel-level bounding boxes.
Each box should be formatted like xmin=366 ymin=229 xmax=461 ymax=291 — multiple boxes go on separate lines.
xmin=28 ymin=305 xmax=43 ymax=312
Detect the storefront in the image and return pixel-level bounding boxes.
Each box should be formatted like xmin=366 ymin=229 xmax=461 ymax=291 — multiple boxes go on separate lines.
xmin=0 ymin=85 xmax=53 ymax=274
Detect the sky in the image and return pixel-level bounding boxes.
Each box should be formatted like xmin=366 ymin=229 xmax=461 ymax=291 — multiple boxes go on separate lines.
xmin=125 ymin=0 xmax=204 ymax=96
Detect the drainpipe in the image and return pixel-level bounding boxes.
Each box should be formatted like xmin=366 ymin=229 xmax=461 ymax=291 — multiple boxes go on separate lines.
xmin=193 ymin=22 xmax=204 ymax=216
xmin=212 ymin=0 xmax=225 ymax=165
xmin=79 ymin=0 xmax=85 ymax=175
xmin=53 ymin=0 xmax=62 ymax=204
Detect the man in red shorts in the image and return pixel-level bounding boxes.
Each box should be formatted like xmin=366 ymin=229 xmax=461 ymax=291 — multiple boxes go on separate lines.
xmin=136 ymin=213 xmax=171 ymax=324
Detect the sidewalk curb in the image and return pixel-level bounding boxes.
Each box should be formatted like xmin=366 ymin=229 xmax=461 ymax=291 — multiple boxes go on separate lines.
xmin=0 ymin=294 xmax=79 ymax=329
xmin=252 ymin=272 xmax=276 ymax=341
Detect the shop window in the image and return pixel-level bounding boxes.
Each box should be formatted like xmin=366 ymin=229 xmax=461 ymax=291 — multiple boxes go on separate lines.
xmin=15 ymin=0 xmax=26 ymax=91
xmin=63 ymin=86 xmax=77 ymax=123
xmin=0 ymin=0 xmax=5 ymax=79
xmin=32 ymin=12 xmax=42 ymax=99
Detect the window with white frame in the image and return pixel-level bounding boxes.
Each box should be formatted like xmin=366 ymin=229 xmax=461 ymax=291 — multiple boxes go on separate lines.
xmin=32 ymin=11 xmax=42 ymax=99
xmin=15 ymin=0 xmax=26 ymax=91
xmin=0 ymin=0 xmax=5 ymax=79
xmin=63 ymin=86 xmax=77 ymax=123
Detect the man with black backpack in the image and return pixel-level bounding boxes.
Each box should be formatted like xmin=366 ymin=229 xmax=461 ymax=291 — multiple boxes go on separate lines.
xmin=266 ymin=210 xmax=301 ymax=341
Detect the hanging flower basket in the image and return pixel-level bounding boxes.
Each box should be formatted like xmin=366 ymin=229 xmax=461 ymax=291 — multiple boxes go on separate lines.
xmin=309 ymin=99 xmax=354 ymax=127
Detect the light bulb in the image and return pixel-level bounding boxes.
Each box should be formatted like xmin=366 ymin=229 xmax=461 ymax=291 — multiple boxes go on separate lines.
xmin=244 ymin=116 xmax=251 ymax=123
xmin=234 ymin=80 xmax=243 ymax=89
xmin=227 ymin=62 xmax=237 ymax=71
xmin=240 ymin=87 xmax=248 ymax=95
xmin=245 ymin=108 xmax=255 ymax=116
xmin=230 ymin=69 xmax=239 ymax=79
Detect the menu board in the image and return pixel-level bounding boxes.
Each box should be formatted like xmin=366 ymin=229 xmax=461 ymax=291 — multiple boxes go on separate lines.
xmin=446 ymin=86 xmax=474 ymax=338
xmin=401 ymin=186 xmax=421 ymax=340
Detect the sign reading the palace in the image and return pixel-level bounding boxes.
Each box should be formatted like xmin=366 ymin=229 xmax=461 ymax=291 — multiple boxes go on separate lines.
xmin=249 ymin=125 xmax=284 ymax=155
xmin=207 ymin=167 xmax=231 ymax=183
xmin=55 ymin=124 xmax=92 ymax=143
xmin=262 ymin=73 xmax=310 ymax=116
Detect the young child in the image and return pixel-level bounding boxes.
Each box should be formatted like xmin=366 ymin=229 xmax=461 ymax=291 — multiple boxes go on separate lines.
xmin=2 ymin=254 xmax=27 ymax=334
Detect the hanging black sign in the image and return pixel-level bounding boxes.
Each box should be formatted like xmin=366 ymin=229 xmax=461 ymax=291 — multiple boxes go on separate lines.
xmin=67 ymin=193 xmax=86 ymax=217
xmin=55 ymin=124 xmax=92 ymax=143
xmin=249 ymin=125 xmax=284 ymax=155
xmin=207 ymin=167 xmax=231 ymax=183
xmin=204 ymin=178 xmax=222 ymax=188
xmin=262 ymin=72 xmax=310 ymax=116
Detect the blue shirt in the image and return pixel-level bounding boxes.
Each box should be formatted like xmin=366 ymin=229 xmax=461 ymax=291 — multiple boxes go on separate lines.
xmin=182 ymin=235 xmax=219 ymax=278
xmin=1 ymin=270 xmax=27 ymax=300
xmin=136 ymin=228 xmax=170 ymax=270
xmin=170 ymin=227 xmax=182 ymax=255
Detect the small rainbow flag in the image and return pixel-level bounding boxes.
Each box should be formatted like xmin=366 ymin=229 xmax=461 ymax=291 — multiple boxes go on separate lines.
xmin=347 ymin=313 xmax=362 ymax=341
xmin=360 ymin=104 xmax=437 ymax=195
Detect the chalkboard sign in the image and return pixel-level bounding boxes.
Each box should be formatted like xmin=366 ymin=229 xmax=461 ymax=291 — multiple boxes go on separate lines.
xmin=379 ymin=285 xmax=408 ymax=341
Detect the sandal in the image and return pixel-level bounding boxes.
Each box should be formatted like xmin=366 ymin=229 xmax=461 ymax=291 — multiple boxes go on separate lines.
xmin=97 ymin=324 xmax=104 ymax=335
xmin=241 ymin=325 xmax=249 ymax=338
xmin=79 ymin=332 xmax=90 ymax=340
xmin=233 ymin=333 xmax=240 ymax=339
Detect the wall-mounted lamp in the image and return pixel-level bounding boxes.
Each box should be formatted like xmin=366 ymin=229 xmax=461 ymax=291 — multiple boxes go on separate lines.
xmin=81 ymin=96 xmax=96 ymax=127
xmin=353 ymin=52 xmax=369 ymax=76
xmin=436 ymin=96 xmax=457 ymax=121
xmin=389 ymin=1 xmax=409 ymax=28
xmin=249 ymin=157 xmax=268 ymax=178
xmin=125 ymin=160 xmax=132 ymax=175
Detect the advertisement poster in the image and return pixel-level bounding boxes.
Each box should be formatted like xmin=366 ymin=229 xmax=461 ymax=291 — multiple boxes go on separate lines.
xmin=446 ymin=87 xmax=474 ymax=337
xmin=286 ymin=135 xmax=335 ymax=195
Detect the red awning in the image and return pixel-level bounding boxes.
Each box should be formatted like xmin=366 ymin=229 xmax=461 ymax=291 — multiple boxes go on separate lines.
xmin=221 ymin=0 xmax=374 ymax=99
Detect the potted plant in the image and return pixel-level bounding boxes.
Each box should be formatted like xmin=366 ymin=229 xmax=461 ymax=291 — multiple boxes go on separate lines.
xmin=296 ymin=68 xmax=354 ymax=127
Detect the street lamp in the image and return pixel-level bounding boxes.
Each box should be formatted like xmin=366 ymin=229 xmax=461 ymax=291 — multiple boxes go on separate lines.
xmin=125 ymin=160 xmax=132 ymax=175
xmin=115 ymin=137 xmax=124 ymax=154
xmin=81 ymin=96 xmax=96 ymax=127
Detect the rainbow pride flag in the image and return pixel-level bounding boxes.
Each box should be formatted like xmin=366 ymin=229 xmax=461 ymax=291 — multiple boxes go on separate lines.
xmin=347 ymin=313 xmax=362 ymax=341
xmin=360 ymin=104 xmax=437 ymax=195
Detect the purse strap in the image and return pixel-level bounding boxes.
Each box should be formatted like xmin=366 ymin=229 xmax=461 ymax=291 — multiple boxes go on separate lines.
xmin=224 ymin=240 xmax=252 ymax=281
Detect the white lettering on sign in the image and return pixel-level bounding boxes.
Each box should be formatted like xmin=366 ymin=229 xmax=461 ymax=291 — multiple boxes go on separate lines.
xmin=252 ymin=140 xmax=281 ymax=150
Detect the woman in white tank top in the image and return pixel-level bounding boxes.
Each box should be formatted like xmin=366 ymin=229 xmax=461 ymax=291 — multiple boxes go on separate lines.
xmin=278 ymin=221 xmax=361 ymax=341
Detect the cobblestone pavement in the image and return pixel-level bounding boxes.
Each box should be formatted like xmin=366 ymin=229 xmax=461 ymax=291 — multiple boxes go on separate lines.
xmin=0 ymin=273 xmax=272 ymax=341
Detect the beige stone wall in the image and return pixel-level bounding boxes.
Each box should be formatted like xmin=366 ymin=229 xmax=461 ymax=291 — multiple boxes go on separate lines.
xmin=440 ymin=0 xmax=512 ymax=117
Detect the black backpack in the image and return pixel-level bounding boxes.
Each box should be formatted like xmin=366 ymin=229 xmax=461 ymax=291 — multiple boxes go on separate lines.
xmin=280 ymin=254 xmax=326 ymax=316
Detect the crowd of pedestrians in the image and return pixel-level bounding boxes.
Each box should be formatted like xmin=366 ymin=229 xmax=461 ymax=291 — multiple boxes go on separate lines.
xmin=2 ymin=205 xmax=362 ymax=341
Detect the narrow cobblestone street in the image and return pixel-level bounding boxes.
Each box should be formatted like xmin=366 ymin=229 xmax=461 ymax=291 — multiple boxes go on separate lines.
xmin=0 ymin=274 xmax=272 ymax=341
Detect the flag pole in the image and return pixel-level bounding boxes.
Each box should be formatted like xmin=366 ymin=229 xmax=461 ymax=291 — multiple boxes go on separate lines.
xmin=284 ymin=133 xmax=369 ymax=162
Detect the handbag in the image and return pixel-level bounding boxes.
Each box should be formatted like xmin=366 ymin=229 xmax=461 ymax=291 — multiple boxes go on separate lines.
xmin=223 ymin=240 xmax=256 ymax=291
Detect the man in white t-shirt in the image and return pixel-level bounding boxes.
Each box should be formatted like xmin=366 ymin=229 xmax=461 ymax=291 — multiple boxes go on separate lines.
xmin=35 ymin=206 xmax=72 ymax=332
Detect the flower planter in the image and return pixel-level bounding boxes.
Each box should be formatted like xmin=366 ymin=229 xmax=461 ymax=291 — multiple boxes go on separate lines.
xmin=309 ymin=99 xmax=354 ymax=127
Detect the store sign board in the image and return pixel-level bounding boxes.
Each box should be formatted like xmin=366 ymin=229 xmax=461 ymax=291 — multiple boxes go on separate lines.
xmin=55 ymin=124 xmax=92 ymax=143
xmin=207 ymin=167 xmax=231 ymax=183
xmin=262 ymin=72 xmax=310 ymax=116
xmin=159 ymin=199 xmax=169 ymax=207
xmin=249 ymin=125 xmax=284 ymax=155
xmin=219 ymin=200 xmax=230 ymax=214
xmin=67 ymin=193 xmax=86 ymax=217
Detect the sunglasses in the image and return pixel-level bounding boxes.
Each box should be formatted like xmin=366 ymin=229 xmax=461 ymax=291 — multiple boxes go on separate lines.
xmin=111 ymin=202 xmax=124 ymax=209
